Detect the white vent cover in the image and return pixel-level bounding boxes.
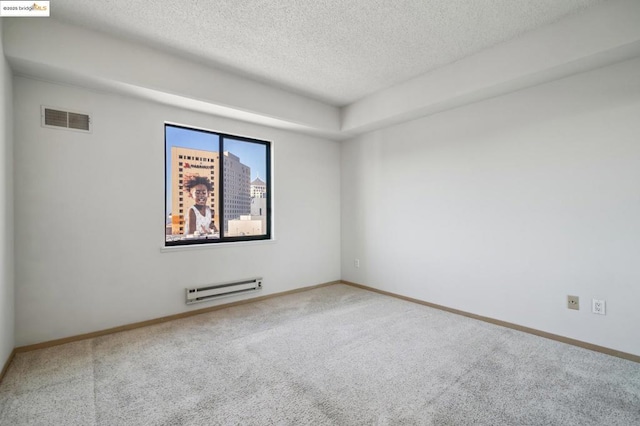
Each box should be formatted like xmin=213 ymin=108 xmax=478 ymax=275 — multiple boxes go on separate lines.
xmin=41 ymin=106 xmax=91 ymax=132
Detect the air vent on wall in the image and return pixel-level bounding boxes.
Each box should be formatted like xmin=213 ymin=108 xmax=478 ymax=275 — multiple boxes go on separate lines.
xmin=41 ymin=106 xmax=91 ymax=132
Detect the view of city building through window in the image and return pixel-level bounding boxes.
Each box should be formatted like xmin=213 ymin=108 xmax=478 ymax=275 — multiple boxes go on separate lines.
xmin=165 ymin=124 xmax=271 ymax=246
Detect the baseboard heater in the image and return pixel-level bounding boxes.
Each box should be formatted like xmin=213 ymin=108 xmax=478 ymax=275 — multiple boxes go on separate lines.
xmin=186 ymin=277 xmax=263 ymax=304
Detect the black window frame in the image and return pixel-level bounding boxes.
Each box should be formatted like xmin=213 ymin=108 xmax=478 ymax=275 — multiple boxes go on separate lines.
xmin=165 ymin=123 xmax=272 ymax=247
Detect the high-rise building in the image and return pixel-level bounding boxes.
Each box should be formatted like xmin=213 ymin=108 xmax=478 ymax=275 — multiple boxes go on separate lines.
xmin=251 ymin=177 xmax=267 ymax=198
xmin=251 ymin=197 xmax=267 ymax=217
xmin=249 ymin=177 xmax=267 ymax=235
xmin=223 ymin=151 xmax=251 ymax=233
xmin=169 ymin=147 xmax=219 ymax=235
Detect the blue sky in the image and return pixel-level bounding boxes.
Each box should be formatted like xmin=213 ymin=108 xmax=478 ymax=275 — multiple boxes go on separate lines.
xmin=224 ymin=137 xmax=267 ymax=181
xmin=165 ymin=125 xmax=268 ymax=214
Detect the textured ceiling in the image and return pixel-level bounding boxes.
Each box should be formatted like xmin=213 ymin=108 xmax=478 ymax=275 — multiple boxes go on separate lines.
xmin=50 ymin=0 xmax=605 ymax=106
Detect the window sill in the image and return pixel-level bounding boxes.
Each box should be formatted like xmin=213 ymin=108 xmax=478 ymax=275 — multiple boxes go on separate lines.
xmin=160 ymin=238 xmax=277 ymax=252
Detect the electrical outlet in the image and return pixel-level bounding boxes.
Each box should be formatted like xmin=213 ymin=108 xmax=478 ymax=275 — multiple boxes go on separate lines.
xmin=354 ymin=258 xmax=360 ymax=268
xmin=592 ymin=299 xmax=606 ymax=315
xmin=567 ymin=295 xmax=579 ymax=310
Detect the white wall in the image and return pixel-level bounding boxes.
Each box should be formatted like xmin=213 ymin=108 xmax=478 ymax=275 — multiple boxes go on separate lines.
xmin=0 ymin=20 xmax=16 ymax=367
xmin=14 ymin=77 xmax=341 ymax=346
xmin=341 ymin=57 xmax=640 ymax=356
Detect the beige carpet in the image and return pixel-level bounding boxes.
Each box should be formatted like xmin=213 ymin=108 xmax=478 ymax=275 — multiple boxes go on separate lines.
xmin=1 ymin=284 xmax=639 ymax=425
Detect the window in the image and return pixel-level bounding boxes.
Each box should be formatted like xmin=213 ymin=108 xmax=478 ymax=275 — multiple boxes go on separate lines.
xmin=165 ymin=124 xmax=271 ymax=246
